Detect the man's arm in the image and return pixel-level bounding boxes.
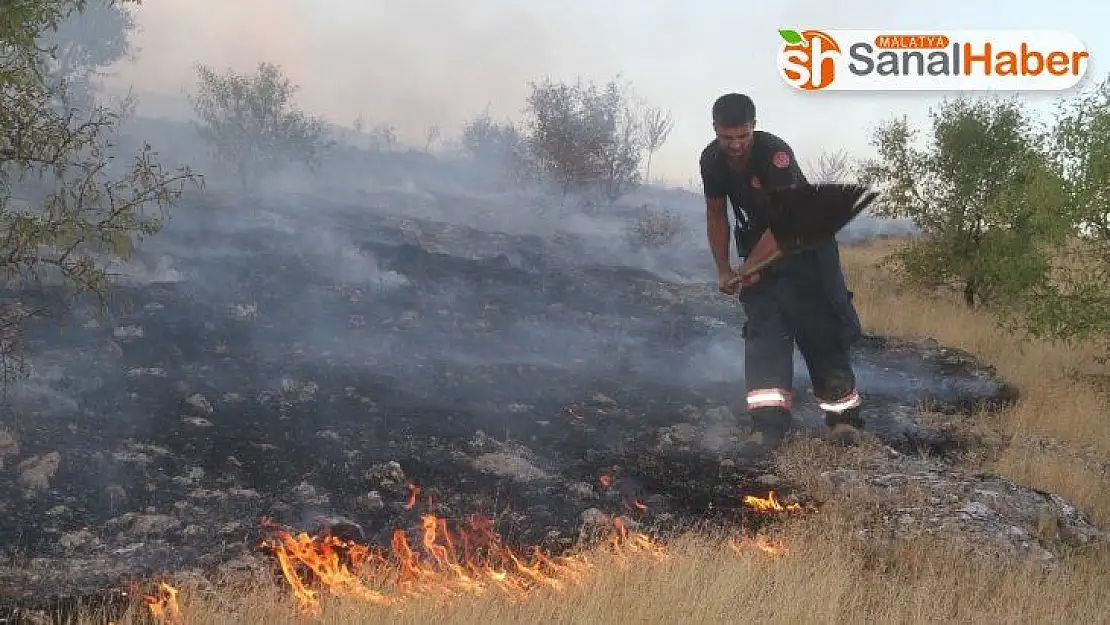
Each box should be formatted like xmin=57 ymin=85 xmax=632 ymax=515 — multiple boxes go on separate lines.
xmin=706 ymin=196 xmax=732 ymax=275
xmin=700 ymin=149 xmax=733 ymax=276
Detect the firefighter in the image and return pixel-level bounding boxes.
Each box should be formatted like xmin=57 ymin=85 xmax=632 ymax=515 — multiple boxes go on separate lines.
xmin=699 ymin=93 xmax=865 ymax=448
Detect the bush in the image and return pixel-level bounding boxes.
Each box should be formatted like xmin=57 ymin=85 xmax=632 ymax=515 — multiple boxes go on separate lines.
xmin=627 ymin=207 xmax=683 ymax=249
xmin=189 ymin=61 xmax=332 ymax=195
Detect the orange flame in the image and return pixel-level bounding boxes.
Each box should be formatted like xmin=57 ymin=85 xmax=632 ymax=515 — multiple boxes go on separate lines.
xmin=261 ymin=511 xmax=666 ymax=616
xmin=741 ymin=491 xmax=802 ymax=514
xmin=142 ymin=581 xmax=182 ymax=624
xmin=405 ymin=484 xmax=421 ymax=509
xmin=130 ymin=486 xmax=808 ymax=618
xmin=729 ymin=534 xmax=789 ymax=558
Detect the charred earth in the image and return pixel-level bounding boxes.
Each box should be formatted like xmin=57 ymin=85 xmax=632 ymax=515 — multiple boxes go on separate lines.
xmin=0 ymin=192 xmax=1048 ymax=617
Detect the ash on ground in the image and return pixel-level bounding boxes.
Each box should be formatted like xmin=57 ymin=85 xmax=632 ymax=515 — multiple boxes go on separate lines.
xmin=0 ymin=195 xmax=1055 ymax=606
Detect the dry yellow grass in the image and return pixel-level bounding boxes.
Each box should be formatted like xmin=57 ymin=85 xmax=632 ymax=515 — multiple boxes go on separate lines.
xmin=842 ymin=237 xmax=1110 ymax=524
xmin=100 ymin=518 xmax=1110 ymax=625
xmin=87 ymin=237 xmax=1110 ymax=624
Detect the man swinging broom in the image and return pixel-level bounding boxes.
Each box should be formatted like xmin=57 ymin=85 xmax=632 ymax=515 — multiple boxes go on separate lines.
xmin=699 ymin=93 xmax=878 ymax=450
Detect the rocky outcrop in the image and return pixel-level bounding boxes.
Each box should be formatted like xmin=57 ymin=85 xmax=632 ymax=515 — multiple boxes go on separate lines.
xmin=795 ymin=443 xmax=1104 ymax=563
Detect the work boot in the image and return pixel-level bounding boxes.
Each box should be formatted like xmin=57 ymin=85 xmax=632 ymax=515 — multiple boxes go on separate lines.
xmin=749 ymin=408 xmax=794 ymax=451
xmin=824 ymin=407 xmax=864 ymax=446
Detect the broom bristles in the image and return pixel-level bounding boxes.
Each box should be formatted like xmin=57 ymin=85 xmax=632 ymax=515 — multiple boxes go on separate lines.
xmin=764 ymin=183 xmax=879 ymax=253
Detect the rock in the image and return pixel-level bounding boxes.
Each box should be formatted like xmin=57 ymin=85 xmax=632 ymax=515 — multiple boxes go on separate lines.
xmin=579 ymin=507 xmax=612 ymax=533
xmin=467 ymin=430 xmax=501 ymax=454
xmin=567 ymin=482 xmax=598 ymax=500
xmin=291 ymin=481 xmax=328 ymax=505
xmin=112 ymin=325 xmax=143 ymax=339
xmin=172 ymin=467 xmax=205 ymax=486
xmin=231 ymin=303 xmax=258 ymax=319
xmin=473 ymin=452 xmax=551 ymax=482
xmin=59 ymin=530 xmax=101 ymax=552
xmin=127 ymin=367 xmax=166 ymax=377
xmin=185 ymin=393 xmax=214 ymax=416
xmin=107 ymin=513 xmax=181 ymax=539
xmin=590 ymin=393 xmax=617 ymax=408
xmin=657 ymin=422 xmax=698 ymax=447
xmin=365 ymin=461 xmax=406 ymax=490
xmin=228 ymin=488 xmax=260 ymax=499
xmin=18 ymin=452 xmax=60 ymax=491
xmin=811 ymin=449 xmax=1107 ymax=562
xmin=354 ymin=491 xmax=385 ymax=512
xmin=756 ymin=474 xmax=782 ymax=487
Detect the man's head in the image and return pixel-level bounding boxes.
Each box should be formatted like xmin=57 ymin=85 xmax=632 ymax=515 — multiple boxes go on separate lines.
xmin=712 ymin=93 xmax=756 ymax=160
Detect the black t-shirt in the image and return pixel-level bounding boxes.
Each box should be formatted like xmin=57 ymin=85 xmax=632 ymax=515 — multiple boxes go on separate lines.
xmin=699 ymin=130 xmax=807 ymax=251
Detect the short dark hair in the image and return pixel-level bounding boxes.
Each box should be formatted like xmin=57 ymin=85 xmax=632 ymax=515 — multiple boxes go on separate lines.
xmin=712 ymin=93 xmax=756 ymax=127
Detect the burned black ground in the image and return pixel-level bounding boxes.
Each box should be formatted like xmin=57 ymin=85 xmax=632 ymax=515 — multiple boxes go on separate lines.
xmin=0 ymin=197 xmax=1014 ymax=615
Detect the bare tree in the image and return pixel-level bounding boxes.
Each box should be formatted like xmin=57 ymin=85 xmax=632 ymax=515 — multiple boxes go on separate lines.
xmin=806 ymin=149 xmax=854 ymax=183
xmin=367 ymin=123 xmax=397 ymax=152
xmin=425 ymin=123 xmax=441 ymax=153
xmin=641 ymin=107 xmax=674 ymax=183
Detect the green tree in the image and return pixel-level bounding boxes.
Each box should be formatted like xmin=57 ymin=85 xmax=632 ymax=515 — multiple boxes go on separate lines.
xmin=36 ymin=0 xmax=137 ymax=109
xmin=189 ymin=61 xmax=332 ymax=195
xmin=1 ymin=0 xmax=201 ymax=380
xmin=859 ymin=96 xmax=1070 ymax=313
xmin=522 ymin=76 xmax=644 ymax=204
xmin=1040 ymin=76 xmax=1110 ymax=341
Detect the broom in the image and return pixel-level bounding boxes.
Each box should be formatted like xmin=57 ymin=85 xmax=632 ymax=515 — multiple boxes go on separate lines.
xmin=730 ymin=183 xmax=879 ymax=286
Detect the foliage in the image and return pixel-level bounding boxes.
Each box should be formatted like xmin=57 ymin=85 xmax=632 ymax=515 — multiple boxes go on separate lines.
xmin=0 ymin=0 xmax=201 ymax=380
xmin=522 ymin=76 xmax=644 ymax=204
xmin=861 ymin=89 xmax=1110 ymax=344
xmin=459 ymin=107 xmax=533 ymax=185
xmin=189 ymin=61 xmax=331 ymax=195
xmin=35 ymin=0 xmax=135 ymax=110
xmin=1042 ymin=76 xmax=1110 ymax=341
xmin=859 ymin=96 xmax=1069 ymax=311
xmin=460 ymin=107 xmax=524 ymax=162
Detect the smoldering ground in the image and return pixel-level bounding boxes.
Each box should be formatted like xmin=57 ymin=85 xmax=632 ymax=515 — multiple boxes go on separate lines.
xmin=0 ymin=112 xmax=998 ymax=608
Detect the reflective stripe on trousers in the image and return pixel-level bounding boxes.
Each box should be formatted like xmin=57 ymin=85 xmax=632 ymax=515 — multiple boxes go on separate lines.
xmin=817 ymin=389 xmax=861 ymax=413
xmin=747 ymin=387 xmax=793 ymax=410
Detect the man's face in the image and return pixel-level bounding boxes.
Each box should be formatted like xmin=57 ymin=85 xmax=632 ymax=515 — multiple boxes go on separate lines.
xmin=714 ymin=122 xmax=755 ymax=160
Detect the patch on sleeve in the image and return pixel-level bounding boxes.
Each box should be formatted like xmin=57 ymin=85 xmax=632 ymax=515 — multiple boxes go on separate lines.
xmin=772 ymin=150 xmax=791 ymax=169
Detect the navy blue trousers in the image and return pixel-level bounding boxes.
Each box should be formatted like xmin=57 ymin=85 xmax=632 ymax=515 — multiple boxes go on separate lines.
xmin=738 ymin=238 xmax=864 ymax=428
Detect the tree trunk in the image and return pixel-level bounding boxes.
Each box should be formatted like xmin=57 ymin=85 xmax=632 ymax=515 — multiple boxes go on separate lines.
xmin=963 ymin=278 xmax=976 ymax=307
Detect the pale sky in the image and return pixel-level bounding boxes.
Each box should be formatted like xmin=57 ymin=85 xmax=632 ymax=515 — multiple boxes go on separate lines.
xmin=101 ymin=0 xmax=1106 ymax=187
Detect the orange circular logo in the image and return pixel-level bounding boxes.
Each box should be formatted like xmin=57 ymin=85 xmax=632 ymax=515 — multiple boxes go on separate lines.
xmin=778 ymin=29 xmax=842 ymax=91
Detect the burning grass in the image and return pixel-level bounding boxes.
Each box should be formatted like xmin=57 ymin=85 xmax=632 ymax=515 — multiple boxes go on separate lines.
xmin=114 ymin=490 xmax=794 ymax=624
xmin=113 ymin=512 xmax=1108 ymax=625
